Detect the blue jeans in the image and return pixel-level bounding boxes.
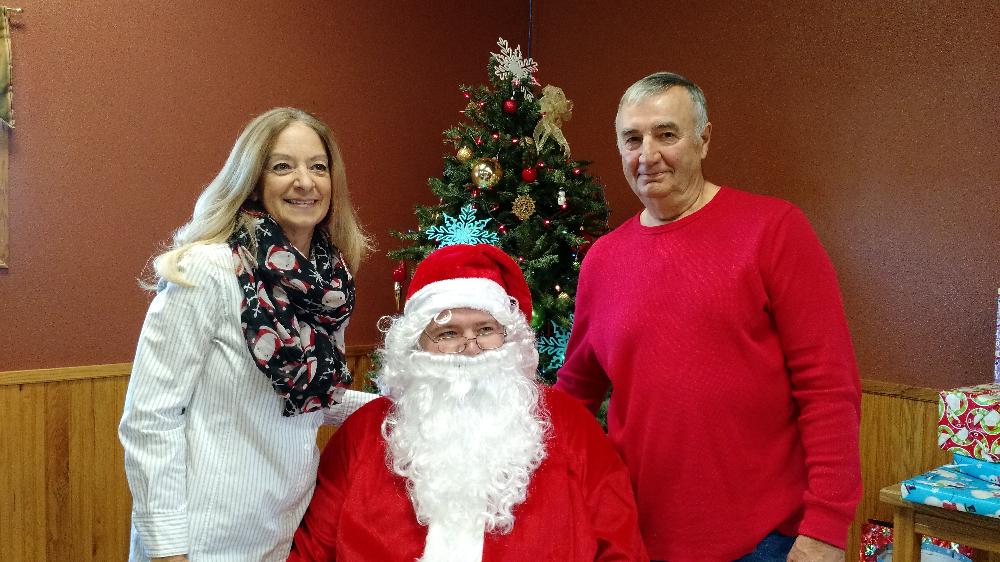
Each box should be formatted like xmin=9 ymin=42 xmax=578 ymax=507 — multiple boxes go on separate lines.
xmin=732 ymin=531 xmax=796 ymax=562
xmin=650 ymin=531 xmax=795 ymax=562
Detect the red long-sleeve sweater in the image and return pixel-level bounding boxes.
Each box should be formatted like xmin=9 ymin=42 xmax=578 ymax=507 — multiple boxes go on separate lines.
xmin=556 ymin=187 xmax=861 ymax=561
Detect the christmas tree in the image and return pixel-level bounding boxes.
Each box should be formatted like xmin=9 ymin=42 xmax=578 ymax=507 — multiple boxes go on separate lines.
xmin=390 ymin=38 xmax=609 ymax=383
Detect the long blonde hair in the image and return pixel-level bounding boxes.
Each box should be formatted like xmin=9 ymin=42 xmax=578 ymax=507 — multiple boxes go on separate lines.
xmin=151 ymin=107 xmax=372 ymax=286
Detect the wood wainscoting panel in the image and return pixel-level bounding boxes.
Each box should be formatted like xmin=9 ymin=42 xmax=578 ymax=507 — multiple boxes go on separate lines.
xmin=1 ymin=381 xmax=47 ymax=561
xmin=1 ymin=376 xmax=134 ymax=561
xmin=846 ymin=381 xmax=952 ymax=562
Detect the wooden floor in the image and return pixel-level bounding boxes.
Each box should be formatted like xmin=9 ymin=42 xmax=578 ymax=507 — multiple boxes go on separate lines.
xmin=2 ymin=358 xmax=996 ymax=561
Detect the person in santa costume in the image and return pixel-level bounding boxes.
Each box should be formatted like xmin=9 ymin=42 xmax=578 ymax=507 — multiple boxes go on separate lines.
xmin=287 ymin=243 xmax=647 ymax=562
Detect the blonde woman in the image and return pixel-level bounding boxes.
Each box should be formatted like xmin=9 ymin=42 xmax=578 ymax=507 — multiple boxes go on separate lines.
xmin=119 ymin=108 xmax=376 ymax=562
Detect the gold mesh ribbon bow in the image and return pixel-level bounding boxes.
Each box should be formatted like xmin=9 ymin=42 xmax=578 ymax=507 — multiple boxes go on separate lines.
xmin=532 ymin=85 xmax=573 ymax=156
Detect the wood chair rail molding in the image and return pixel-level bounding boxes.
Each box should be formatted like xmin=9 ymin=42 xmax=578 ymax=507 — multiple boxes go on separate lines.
xmin=860 ymin=379 xmax=942 ymax=403
xmin=0 ymin=345 xmax=379 ymax=386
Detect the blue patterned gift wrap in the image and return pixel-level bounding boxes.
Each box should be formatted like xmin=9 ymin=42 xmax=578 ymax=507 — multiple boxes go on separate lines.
xmin=951 ymin=452 xmax=1000 ymax=485
xmin=901 ymin=465 xmax=1000 ymax=517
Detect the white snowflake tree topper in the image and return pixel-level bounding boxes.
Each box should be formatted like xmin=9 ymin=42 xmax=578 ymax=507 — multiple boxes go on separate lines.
xmin=491 ymin=38 xmax=539 ymax=99
xmin=425 ymin=204 xmax=501 ymax=247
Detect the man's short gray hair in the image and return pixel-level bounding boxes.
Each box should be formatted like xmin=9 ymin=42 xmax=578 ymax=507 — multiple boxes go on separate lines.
xmin=618 ymin=72 xmax=709 ymax=135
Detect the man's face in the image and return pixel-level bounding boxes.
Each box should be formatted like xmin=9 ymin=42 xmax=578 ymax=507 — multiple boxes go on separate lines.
xmin=615 ymin=87 xmax=711 ymax=208
xmin=418 ymin=308 xmax=505 ymax=356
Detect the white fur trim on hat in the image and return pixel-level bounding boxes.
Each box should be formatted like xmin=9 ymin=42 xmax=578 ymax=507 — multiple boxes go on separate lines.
xmin=404 ymin=277 xmax=515 ymax=321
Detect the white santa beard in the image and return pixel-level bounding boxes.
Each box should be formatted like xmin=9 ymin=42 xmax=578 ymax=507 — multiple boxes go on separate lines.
xmin=381 ymin=342 xmax=549 ymax=538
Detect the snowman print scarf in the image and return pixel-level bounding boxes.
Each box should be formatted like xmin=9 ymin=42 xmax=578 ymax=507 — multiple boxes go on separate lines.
xmin=229 ymin=208 xmax=355 ymax=416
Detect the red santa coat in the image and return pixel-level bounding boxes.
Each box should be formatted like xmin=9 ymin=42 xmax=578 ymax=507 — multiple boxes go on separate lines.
xmin=288 ymin=386 xmax=647 ymax=561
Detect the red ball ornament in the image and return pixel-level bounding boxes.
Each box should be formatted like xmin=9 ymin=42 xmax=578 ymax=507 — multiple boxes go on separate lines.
xmin=511 ymin=137 xmax=520 ymax=145
xmin=573 ymin=167 xmax=582 ymax=176
xmin=502 ymin=99 xmax=518 ymax=113
xmin=521 ymin=167 xmax=538 ymax=182
xmin=536 ymin=161 xmax=546 ymax=168
xmin=462 ymin=92 xmax=471 ymax=100
xmin=491 ymin=132 xmax=500 ymax=140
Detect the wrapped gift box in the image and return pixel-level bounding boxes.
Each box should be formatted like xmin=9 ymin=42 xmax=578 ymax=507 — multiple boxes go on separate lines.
xmin=901 ymin=465 xmax=1000 ymax=518
xmin=938 ymin=383 xmax=1000 ymax=462
xmin=995 ymin=288 xmax=999 ymax=382
xmin=860 ymin=519 xmax=972 ymax=562
xmin=951 ymin=452 xmax=1000 ymax=485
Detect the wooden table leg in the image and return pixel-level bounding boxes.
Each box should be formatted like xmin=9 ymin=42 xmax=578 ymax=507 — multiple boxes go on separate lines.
xmin=892 ymin=504 xmax=922 ymax=562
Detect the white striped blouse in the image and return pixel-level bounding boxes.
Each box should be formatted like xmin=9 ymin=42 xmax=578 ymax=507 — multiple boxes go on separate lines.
xmin=118 ymin=244 xmax=377 ymax=561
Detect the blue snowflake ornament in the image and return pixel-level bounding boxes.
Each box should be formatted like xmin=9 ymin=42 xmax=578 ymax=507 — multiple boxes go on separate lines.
xmin=426 ymin=205 xmax=500 ymax=247
xmin=537 ymin=315 xmax=573 ymax=372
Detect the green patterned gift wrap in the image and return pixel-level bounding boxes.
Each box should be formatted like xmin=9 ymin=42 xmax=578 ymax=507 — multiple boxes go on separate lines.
xmin=938 ymin=383 xmax=1000 ymax=462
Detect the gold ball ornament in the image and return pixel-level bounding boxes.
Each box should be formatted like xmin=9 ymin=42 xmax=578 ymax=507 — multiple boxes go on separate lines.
xmin=470 ymin=158 xmax=502 ymax=188
xmin=558 ymin=292 xmax=570 ymax=301
xmin=456 ymin=146 xmax=473 ymax=162
xmin=512 ymin=194 xmax=536 ymax=221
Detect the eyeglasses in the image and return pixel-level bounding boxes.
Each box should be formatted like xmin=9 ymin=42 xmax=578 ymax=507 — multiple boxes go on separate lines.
xmin=421 ymin=326 xmax=507 ymax=354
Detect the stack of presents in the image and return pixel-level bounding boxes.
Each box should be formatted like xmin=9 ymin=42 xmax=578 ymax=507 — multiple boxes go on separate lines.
xmin=862 ymin=290 xmax=1000 ymax=561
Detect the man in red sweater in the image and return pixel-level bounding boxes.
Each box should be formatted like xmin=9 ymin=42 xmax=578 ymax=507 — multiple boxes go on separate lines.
xmin=288 ymin=244 xmax=647 ymax=561
xmin=555 ymin=72 xmax=862 ymax=561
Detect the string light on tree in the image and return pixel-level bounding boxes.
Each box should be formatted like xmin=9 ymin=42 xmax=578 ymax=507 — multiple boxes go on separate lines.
xmin=392 ymin=261 xmax=406 ymax=310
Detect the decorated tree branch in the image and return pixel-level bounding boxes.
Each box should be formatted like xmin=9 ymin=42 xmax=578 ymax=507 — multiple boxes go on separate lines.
xmin=389 ymin=38 xmax=609 ymax=383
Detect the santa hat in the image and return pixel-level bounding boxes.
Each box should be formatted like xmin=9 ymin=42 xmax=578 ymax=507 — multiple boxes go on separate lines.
xmin=404 ymin=244 xmax=532 ymax=322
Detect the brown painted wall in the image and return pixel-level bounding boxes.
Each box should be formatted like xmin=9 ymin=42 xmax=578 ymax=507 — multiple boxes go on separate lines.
xmin=4 ymin=2 xmax=999 ymax=391
xmin=0 ymin=1 xmax=527 ymax=371
xmin=534 ymin=1 xmax=1000 ymax=389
